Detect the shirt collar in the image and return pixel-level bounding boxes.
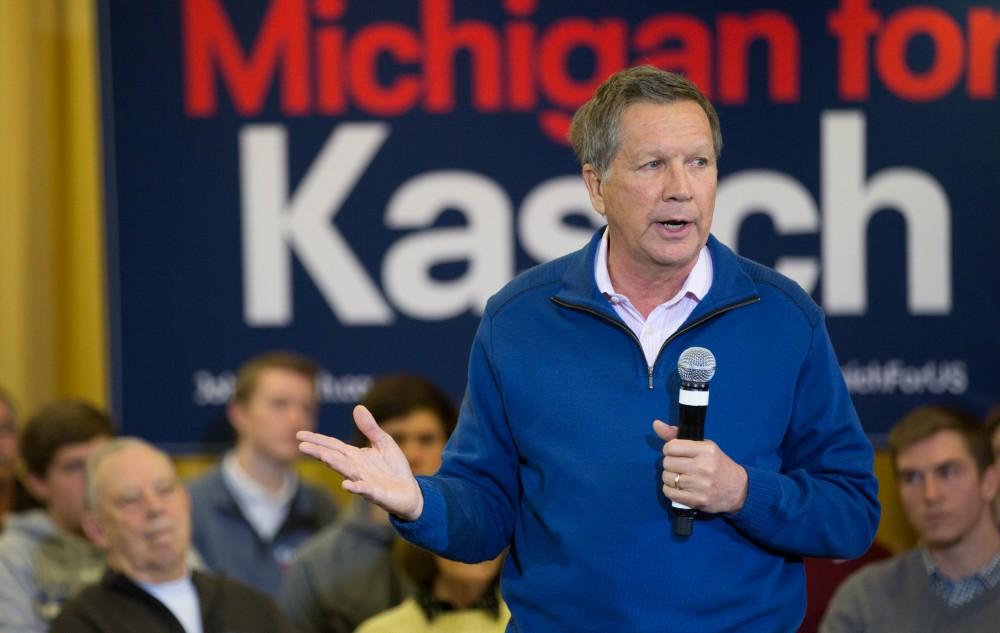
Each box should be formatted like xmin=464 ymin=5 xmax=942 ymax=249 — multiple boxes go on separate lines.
xmin=221 ymin=451 xmax=297 ymax=507
xmin=415 ymin=584 xmax=501 ymax=621
xmin=920 ymin=548 xmax=1000 ymax=583
xmin=920 ymin=547 xmax=1000 ymax=609
xmin=593 ymin=227 xmax=712 ymax=308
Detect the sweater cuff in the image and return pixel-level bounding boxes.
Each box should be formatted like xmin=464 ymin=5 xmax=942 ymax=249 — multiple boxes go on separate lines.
xmin=729 ymin=466 xmax=780 ymax=536
xmin=389 ymin=476 xmax=447 ymax=551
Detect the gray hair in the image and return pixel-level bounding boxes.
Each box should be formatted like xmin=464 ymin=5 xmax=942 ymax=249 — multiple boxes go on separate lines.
xmin=84 ymin=437 xmax=169 ymax=510
xmin=568 ymin=65 xmax=723 ymax=178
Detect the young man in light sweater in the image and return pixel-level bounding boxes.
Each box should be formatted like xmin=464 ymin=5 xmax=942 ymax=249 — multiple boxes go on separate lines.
xmin=0 ymin=400 xmax=113 ymax=632
xmin=822 ymin=406 xmax=1000 ymax=632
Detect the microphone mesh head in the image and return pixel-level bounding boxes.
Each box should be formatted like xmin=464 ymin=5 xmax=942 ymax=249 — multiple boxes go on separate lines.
xmin=678 ymin=347 xmax=716 ymax=384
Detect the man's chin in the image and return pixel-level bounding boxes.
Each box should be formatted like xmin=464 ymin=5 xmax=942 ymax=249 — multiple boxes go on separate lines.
xmin=267 ymin=445 xmax=300 ymax=465
xmin=922 ymin=530 xmax=962 ymax=550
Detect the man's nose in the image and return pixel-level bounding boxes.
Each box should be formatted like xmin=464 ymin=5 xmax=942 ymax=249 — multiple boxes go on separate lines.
xmin=922 ymin=476 xmax=942 ymax=502
xmin=661 ymin=161 xmax=693 ymax=202
xmin=142 ymin=489 xmax=165 ymax=514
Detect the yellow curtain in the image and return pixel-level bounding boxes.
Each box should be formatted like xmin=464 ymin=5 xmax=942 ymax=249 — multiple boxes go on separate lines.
xmin=0 ymin=0 xmax=107 ymax=416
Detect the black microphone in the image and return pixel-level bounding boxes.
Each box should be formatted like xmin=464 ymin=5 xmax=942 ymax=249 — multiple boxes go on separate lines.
xmin=671 ymin=346 xmax=717 ymax=537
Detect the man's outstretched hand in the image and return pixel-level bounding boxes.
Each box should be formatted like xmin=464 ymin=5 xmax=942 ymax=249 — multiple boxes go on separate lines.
xmin=298 ymin=405 xmax=424 ymax=521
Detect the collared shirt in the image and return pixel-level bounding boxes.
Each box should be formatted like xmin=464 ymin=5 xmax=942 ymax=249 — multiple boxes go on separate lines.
xmin=221 ymin=452 xmax=296 ymax=541
xmin=594 ymin=228 xmax=714 ymax=367
xmin=921 ymin=548 xmax=1000 ymax=608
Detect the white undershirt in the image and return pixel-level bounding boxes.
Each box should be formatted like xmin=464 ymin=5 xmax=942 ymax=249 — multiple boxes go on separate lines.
xmin=221 ymin=452 xmax=297 ymax=541
xmin=137 ymin=575 xmax=203 ymax=633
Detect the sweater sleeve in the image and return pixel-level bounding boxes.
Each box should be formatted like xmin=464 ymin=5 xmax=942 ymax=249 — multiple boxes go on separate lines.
xmin=729 ymin=318 xmax=881 ymax=558
xmin=392 ymin=312 xmax=517 ymax=561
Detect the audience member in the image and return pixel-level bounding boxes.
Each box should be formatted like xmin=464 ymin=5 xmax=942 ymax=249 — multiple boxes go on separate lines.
xmin=797 ymin=542 xmax=892 ymax=633
xmin=188 ymin=351 xmax=338 ymax=596
xmin=280 ymin=375 xmax=456 ymax=633
xmin=822 ymin=406 xmax=1000 ymax=632
xmin=0 ymin=387 xmax=41 ymax=522
xmin=51 ymin=438 xmax=295 ymax=633
xmin=986 ymin=406 xmax=1000 ymax=526
xmin=0 ymin=400 xmax=114 ymax=632
xmin=355 ymin=541 xmax=508 ymax=633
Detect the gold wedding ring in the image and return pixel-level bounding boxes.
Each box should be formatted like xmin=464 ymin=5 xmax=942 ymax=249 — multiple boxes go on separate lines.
xmin=674 ymin=473 xmax=682 ymax=490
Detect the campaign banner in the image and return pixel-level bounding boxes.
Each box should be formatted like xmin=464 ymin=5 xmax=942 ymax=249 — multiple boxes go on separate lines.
xmin=99 ymin=0 xmax=1000 ymax=449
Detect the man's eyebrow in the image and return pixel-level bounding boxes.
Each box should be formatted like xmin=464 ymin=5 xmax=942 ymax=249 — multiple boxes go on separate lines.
xmin=899 ymin=458 xmax=964 ymax=474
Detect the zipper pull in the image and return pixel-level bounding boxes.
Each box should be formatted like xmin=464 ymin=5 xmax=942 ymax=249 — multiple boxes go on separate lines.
xmin=648 ymin=366 xmax=654 ymax=390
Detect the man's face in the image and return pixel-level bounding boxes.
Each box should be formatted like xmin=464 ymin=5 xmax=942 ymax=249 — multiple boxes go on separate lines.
xmin=87 ymin=444 xmax=190 ymax=583
xmin=583 ymin=100 xmax=717 ymax=284
xmin=896 ymin=430 xmax=998 ymax=549
xmin=436 ymin=551 xmax=504 ymax=586
xmin=380 ymin=409 xmax=447 ymax=477
xmin=30 ymin=436 xmax=109 ymax=534
xmin=0 ymin=401 xmax=17 ymax=473
xmin=231 ymin=368 xmax=318 ymax=465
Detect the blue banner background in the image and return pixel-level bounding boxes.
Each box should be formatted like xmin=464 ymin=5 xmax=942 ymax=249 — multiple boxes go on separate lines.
xmin=99 ymin=0 xmax=1000 ymax=449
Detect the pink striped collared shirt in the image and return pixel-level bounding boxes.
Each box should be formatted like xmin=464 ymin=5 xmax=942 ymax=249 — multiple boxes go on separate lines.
xmin=594 ymin=229 xmax=714 ymax=367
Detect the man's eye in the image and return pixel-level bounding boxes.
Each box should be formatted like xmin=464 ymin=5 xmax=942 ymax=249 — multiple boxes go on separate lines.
xmin=643 ymin=160 xmax=661 ymax=169
xmin=117 ymin=496 xmax=140 ymax=508
xmin=691 ymin=157 xmax=708 ymax=167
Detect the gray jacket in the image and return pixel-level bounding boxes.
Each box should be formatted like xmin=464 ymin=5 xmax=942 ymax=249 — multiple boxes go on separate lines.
xmin=278 ymin=500 xmax=412 ymax=633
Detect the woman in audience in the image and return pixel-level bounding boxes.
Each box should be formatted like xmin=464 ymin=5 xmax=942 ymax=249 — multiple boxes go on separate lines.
xmin=355 ymin=540 xmax=508 ymax=633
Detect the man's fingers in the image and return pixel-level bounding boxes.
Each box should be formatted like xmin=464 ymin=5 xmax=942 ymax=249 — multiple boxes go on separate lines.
xmin=664 ymin=438 xmax=714 ymax=458
xmin=652 ymin=419 xmax=677 ymax=442
xmin=296 ymin=430 xmax=349 ymax=452
xmin=298 ymin=441 xmax=360 ymax=481
xmin=353 ymin=404 xmax=393 ymax=448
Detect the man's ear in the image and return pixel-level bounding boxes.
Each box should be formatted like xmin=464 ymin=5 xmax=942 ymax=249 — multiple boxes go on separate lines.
xmin=981 ymin=463 xmax=999 ymax=503
xmin=25 ymin=472 xmax=49 ymax=504
xmin=581 ymin=164 xmax=606 ymax=217
xmin=227 ymin=401 xmax=247 ymax=435
xmin=81 ymin=510 xmax=108 ymax=549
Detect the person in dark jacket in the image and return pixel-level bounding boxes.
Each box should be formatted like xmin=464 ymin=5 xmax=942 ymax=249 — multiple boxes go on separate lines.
xmin=51 ymin=437 xmax=294 ymax=633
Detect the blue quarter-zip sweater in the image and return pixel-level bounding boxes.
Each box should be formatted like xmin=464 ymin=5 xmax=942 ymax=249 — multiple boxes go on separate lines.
xmin=394 ymin=230 xmax=880 ymax=632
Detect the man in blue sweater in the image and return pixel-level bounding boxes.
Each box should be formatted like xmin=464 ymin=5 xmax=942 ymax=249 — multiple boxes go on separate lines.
xmin=298 ymin=66 xmax=880 ymax=631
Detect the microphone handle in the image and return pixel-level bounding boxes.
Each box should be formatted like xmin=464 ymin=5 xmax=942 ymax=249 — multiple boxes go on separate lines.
xmin=672 ymin=381 xmax=708 ymax=536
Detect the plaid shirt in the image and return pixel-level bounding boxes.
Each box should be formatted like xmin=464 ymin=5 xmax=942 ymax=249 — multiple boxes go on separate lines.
xmin=921 ymin=549 xmax=1000 ymax=608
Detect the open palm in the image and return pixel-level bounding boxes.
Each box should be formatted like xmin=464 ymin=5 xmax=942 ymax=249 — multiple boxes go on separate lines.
xmin=297 ymin=405 xmax=424 ymax=520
